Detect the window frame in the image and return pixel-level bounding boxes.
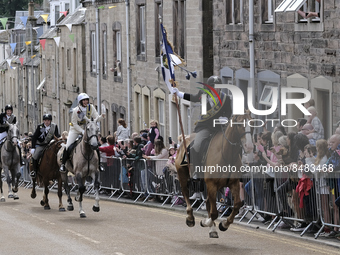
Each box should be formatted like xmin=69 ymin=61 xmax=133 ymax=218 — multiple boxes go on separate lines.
xmin=173 ymin=0 xmax=186 ymax=60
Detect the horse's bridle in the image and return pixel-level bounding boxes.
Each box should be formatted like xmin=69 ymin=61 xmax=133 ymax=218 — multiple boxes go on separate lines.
xmin=84 ymin=134 xmax=98 ymax=145
xmin=221 ymin=116 xmax=252 ymax=152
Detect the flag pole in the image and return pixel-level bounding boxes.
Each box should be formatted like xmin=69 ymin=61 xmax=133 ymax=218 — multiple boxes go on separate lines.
xmin=159 ymin=17 xmax=190 ymax=171
xmin=171 ymin=80 xmax=190 ymax=172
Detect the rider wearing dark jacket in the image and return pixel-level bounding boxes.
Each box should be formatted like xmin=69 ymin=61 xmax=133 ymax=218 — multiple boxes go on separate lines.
xmin=173 ymin=75 xmax=233 ymax=164
xmin=30 ymin=114 xmax=60 ymax=178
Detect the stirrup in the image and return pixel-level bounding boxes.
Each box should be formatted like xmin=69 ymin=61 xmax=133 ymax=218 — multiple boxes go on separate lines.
xmin=59 ymin=164 xmax=66 ymax=173
xmin=30 ymin=171 xmax=36 ymax=178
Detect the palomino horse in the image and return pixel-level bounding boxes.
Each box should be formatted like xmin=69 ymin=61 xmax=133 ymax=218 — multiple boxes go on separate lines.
xmin=58 ymin=117 xmax=101 ymax=218
xmin=30 ymin=139 xmax=66 ymax=211
xmin=0 ymin=123 xmax=21 ymax=201
xmin=175 ymin=112 xmax=253 ymax=238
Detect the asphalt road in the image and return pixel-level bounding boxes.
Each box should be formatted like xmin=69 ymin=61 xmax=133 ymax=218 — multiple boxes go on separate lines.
xmin=0 ymin=187 xmax=339 ymax=255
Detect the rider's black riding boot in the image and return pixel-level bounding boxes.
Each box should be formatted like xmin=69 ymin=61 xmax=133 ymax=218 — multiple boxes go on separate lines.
xmin=18 ymin=145 xmax=25 ymax=166
xmin=59 ymin=148 xmax=69 ymax=173
xmin=30 ymin=159 xmax=38 ymax=178
xmin=96 ymin=149 xmax=105 ymax=172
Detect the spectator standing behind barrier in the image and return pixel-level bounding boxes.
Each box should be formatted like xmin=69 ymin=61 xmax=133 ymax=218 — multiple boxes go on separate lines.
xmin=314 ymin=139 xmax=331 ymax=231
xmin=99 ymin=137 xmax=109 ymax=167
xmin=301 ymin=124 xmax=316 ymax=146
xmin=306 ymin=107 xmax=324 ymax=141
xmin=324 ymin=134 xmax=340 ymax=237
xmin=61 ymin=131 xmax=68 ymax=141
xmin=116 ymin=119 xmax=129 ymax=141
xmin=144 ymin=120 xmax=160 ymax=156
xmin=143 ymin=139 xmax=168 ymax=176
xmin=124 ymin=137 xmax=146 ymax=193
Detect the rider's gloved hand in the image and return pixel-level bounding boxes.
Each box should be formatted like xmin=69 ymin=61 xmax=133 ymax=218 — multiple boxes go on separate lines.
xmin=30 ymin=148 xmax=35 ymax=154
xmin=172 ymin=87 xmax=184 ymax=99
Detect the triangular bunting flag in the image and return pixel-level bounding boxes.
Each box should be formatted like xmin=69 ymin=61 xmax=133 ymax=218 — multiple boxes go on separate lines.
xmin=66 ymin=24 xmax=72 ymax=32
xmin=54 ymin=37 xmax=60 ymax=47
xmin=60 ymin=11 xmax=68 ymax=17
xmin=40 ymin=14 xmax=49 ymax=23
xmin=31 ymin=55 xmax=36 ymax=59
xmin=0 ymin=18 xmax=8 ymax=29
xmin=10 ymin=43 xmax=16 ymax=53
xmin=20 ymin=16 xmax=28 ymax=27
xmin=69 ymin=34 xmax=74 ymax=43
xmin=11 ymin=66 xmax=16 ymax=70
xmin=98 ymin=6 xmax=105 ymax=9
xmin=19 ymin=58 xmax=24 ymax=66
xmin=7 ymin=59 xmax=11 ymax=68
xmin=40 ymin=39 xmax=46 ymax=50
xmin=25 ymin=41 xmax=31 ymax=45
xmin=109 ymin=6 xmax=117 ymax=9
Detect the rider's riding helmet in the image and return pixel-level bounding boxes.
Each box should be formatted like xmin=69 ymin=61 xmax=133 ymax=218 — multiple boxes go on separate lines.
xmin=78 ymin=93 xmax=90 ymax=105
xmin=206 ymin=76 xmax=222 ymax=87
xmin=5 ymin=104 xmax=13 ymax=112
xmin=43 ymin=114 xmax=52 ymax=121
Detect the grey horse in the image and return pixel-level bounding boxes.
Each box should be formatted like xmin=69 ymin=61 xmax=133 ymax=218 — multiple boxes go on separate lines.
xmin=0 ymin=123 xmax=21 ymax=201
xmin=58 ymin=116 xmax=101 ymax=218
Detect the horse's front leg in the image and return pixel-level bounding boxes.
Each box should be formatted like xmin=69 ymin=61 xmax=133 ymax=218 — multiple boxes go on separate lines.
xmin=177 ymin=167 xmax=195 ymax=227
xmin=12 ymin=167 xmax=21 ymax=193
xmin=200 ymin=182 xmax=219 ymax=238
xmin=92 ymin=172 xmax=100 ymax=212
xmin=58 ymin=176 xmax=66 ymax=212
xmin=76 ymin=174 xmax=86 ymax=218
xmin=219 ymin=179 xmax=241 ymax=232
xmin=0 ymin=177 xmax=5 ymax=202
xmin=41 ymin=185 xmax=50 ymax=209
xmin=61 ymin=173 xmax=73 ymax=211
xmin=5 ymin=168 xmax=13 ymax=198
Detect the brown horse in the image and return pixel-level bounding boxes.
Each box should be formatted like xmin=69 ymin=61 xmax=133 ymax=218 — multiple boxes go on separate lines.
xmin=30 ymin=139 xmax=66 ymax=211
xmin=175 ymin=112 xmax=253 ymax=238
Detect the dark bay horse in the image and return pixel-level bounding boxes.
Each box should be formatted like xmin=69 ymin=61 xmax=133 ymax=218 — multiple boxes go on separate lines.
xmin=0 ymin=123 xmax=21 ymax=201
xmin=30 ymin=139 xmax=66 ymax=211
xmin=175 ymin=112 xmax=253 ymax=238
xmin=58 ymin=116 xmax=101 ymax=218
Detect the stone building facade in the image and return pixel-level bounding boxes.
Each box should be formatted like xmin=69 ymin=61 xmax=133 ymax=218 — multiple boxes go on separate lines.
xmin=212 ymin=0 xmax=339 ymax=138
xmin=83 ymin=0 xmax=213 ymax=142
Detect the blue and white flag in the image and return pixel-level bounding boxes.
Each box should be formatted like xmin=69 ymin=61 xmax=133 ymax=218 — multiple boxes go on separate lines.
xmin=160 ymin=23 xmax=182 ymax=94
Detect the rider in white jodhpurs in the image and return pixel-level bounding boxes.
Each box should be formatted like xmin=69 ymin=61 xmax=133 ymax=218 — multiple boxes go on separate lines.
xmin=59 ymin=93 xmax=105 ymax=172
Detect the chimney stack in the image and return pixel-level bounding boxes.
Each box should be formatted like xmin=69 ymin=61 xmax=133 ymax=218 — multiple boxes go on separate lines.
xmin=25 ymin=1 xmax=37 ymax=53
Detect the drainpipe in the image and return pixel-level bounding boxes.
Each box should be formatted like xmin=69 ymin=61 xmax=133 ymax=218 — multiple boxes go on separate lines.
xmin=249 ymin=0 xmax=255 ymax=95
xmin=125 ymin=0 xmax=131 ymax=135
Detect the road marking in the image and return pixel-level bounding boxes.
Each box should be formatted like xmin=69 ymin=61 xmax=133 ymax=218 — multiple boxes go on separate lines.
xmin=114 ymin=252 xmax=126 ymax=255
xmin=67 ymin=229 xmax=100 ymax=244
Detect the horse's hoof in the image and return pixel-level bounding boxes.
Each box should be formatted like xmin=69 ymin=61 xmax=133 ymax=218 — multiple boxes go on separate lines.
xmin=219 ymin=222 xmax=228 ymax=232
xmin=80 ymin=213 xmax=87 ymax=218
xmin=40 ymin=200 xmax=45 ymax=206
xmin=0 ymin=197 xmax=5 ymax=202
xmin=13 ymin=195 xmax=19 ymax=200
xmin=200 ymin=220 xmax=204 ymax=227
xmin=8 ymin=194 xmax=13 ymax=198
xmin=186 ymin=218 xmax=195 ymax=227
xmin=59 ymin=207 xmax=66 ymax=212
xmin=67 ymin=205 xmax=74 ymax=211
xmin=31 ymin=193 xmax=36 ymax=199
xmin=44 ymin=205 xmax=51 ymax=210
xmin=92 ymin=205 xmax=100 ymax=212
xmin=209 ymin=231 xmax=219 ymax=238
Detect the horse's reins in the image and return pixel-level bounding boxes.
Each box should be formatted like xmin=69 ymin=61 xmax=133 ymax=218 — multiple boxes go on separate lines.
xmin=81 ymin=132 xmax=97 ymax=176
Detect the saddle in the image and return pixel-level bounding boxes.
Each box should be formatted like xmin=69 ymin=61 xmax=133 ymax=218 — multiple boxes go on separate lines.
xmin=181 ymin=131 xmax=219 ymax=167
xmin=64 ymin=135 xmax=83 ymax=162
